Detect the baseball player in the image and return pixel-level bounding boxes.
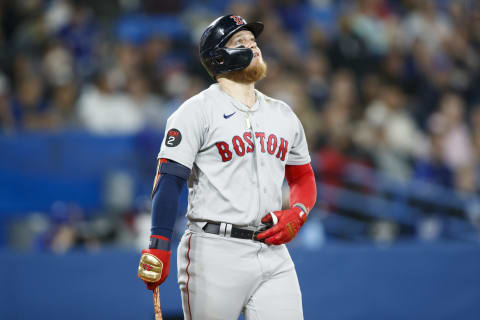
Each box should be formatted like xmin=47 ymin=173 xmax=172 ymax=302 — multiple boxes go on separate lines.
xmin=138 ymin=14 xmax=317 ymax=320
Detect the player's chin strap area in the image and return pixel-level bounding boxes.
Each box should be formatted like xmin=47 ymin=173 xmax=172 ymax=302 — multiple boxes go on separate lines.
xmin=202 ymin=222 xmax=271 ymax=243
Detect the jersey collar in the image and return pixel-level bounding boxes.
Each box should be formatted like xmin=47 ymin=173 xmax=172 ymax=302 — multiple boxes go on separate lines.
xmin=212 ymin=83 xmax=263 ymax=113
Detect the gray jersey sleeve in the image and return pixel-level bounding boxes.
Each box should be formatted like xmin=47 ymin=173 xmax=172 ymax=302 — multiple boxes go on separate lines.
xmin=286 ymin=113 xmax=311 ymax=165
xmin=158 ymin=98 xmax=205 ymax=169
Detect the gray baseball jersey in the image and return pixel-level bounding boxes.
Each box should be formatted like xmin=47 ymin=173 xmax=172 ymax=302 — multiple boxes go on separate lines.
xmin=161 ymin=83 xmax=310 ymax=320
xmin=158 ymin=83 xmax=311 ymax=226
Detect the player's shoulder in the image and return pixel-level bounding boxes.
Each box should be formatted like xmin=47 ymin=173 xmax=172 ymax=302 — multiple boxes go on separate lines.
xmin=257 ymin=90 xmax=297 ymax=118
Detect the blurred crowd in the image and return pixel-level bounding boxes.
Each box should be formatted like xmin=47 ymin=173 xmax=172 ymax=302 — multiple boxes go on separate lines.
xmin=3 ymin=0 xmax=480 ymax=251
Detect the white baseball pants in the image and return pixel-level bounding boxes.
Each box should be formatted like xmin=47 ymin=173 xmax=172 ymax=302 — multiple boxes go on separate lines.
xmin=177 ymin=229 xmax=304 ymax=320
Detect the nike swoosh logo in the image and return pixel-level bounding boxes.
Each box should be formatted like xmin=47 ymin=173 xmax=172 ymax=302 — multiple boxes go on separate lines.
xmin=223 ymin=112 xmax=236 ymax=119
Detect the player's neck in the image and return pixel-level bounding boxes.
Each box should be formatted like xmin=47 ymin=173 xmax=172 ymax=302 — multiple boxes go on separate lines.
xmin=217 ymin=79 xmax=256 ymax=108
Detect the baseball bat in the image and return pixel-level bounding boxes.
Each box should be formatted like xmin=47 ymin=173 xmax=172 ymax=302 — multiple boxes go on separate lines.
xmin=153 ymin=286 xmax=163 ymax=320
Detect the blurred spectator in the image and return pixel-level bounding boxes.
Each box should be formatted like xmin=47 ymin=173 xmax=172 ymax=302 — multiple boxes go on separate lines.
xmin=365 ymin=83 xmax=421 ymax=155
xmin=315 ymin=127 xmax=370 ymax=188
xmin=44 ymin=0 xmax=73 ymax=34
xmin=125 ymin=74 xmax=168 ymax=131
xmin=108 ymin=42 xmax=143 ymax=90
xmin=402 ymin=0 xmax=452 ymax=54
xmin=351 ymin=0 xmax=390 ymax=55
xmin=313 ymin=69 xmax=358 ymax=151
xmin=328 ymin=15 xmax=370 ymax=74
xmin=304 ymin=51 xmax=330 ymax=110
xmin=355 ymin=83 xmax=421 ymax=180
xmin=10 ymin=76 xmax=56 ymax=131
xmin=11 ymin=0 xmax=51 ymax=55
xmin=455 ymin=164 xmax=477 ymax=194
xmin=413 ymin=131 xmax=454 ymax=188
xmin=0 ymin=73 xmax=13 ymax=132
xmin=380 ymin=49 xmax=408 ymax=89
xmin=427 ymin=92 xmax=473 ymax=171
xmin=77 ymin=71 xmax=145 ymax=134
xmin=42 ymin=41 xmax=75 ymax=86
xmin=141 ymin=34 xmax=175 ymax=95
xmin=469 ymin=106 xmax=480 ymax=191
xmin=57 ymin=1 xmax=99 ymax=79
xmin=49 ymin=82 xmax=79 ymax=130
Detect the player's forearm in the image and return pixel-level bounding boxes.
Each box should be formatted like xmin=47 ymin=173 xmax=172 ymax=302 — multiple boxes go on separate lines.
xmin=285 ymin=163 xmax=316 ymax=214
xmin=151 ymin=173 xmax=186 ymax=241
xmin=138 ymin=161 xmax=189 ymax=291
xmin=150 ymin=159 xmax=190 ymax=243
xmin=257 ymin=163 xmax=316 ymax=245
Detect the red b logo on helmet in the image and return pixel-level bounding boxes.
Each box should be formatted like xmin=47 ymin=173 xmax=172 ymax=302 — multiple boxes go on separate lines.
xmin=230 ymin=15 xmax=245 ymax=26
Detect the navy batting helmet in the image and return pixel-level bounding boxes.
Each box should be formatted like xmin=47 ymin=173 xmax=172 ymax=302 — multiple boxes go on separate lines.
xmin=199 ymin=14 xmax=264 ymax=78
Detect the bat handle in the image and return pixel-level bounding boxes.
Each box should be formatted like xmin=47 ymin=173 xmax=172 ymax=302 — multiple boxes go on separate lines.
xmin=153 ymin=286 xmax=163 ymax=320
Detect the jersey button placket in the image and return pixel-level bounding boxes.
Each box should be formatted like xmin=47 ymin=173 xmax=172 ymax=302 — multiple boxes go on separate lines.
xmin=252 ymin=113 xmax=267 ymax=223
xmin=247 ymin=112 xmax=256 ymax=184
xmin=249 ymin=112 xmax=264 ymax=223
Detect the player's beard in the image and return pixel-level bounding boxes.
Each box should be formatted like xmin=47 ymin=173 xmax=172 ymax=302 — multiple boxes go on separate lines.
xmin=224 ymin=57 xmax=267 ymax=84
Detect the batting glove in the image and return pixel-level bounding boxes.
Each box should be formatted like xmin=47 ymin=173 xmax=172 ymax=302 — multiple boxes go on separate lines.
xmin=256 ymin=207 xmax=307 ymax=245
xmin=138 ymin=236 xmax=171 ymax=290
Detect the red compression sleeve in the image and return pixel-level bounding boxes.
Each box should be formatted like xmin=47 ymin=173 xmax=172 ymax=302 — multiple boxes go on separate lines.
xmin=285 ymin=163 xmax=317 ymax=213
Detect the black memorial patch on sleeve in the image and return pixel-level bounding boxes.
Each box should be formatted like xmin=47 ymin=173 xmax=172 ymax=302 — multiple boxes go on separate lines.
xmin=165 ymin=128 xmax=182 ymax=147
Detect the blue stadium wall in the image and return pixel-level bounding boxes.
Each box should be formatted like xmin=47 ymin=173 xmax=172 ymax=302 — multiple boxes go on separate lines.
xmin=1 ymin=243 xmax=480 ymax=320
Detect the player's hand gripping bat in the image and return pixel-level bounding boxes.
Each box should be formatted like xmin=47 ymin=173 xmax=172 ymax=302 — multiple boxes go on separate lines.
xmin=139 ymin=252 xmax=169 ymax=319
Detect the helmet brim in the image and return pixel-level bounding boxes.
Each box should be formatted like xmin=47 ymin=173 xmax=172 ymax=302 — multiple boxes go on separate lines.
xmin=218 ymin=21 xmax=264 ymax=48
xmin=242 ymin=22 xmax=264 ymax=38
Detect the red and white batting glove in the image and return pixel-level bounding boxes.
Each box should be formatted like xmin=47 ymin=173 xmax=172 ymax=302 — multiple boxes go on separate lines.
xmin=137 ymin=236 xmax=171 ymax=290
xmin=256 ymin=207 xmax=307 ymax=245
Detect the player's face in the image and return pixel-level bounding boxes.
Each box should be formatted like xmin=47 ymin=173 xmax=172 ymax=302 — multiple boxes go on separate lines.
xmin=224 ymin=30 xmax=267 ymax=83
xmin=225 ymin=30 xmax=263 ymax=65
